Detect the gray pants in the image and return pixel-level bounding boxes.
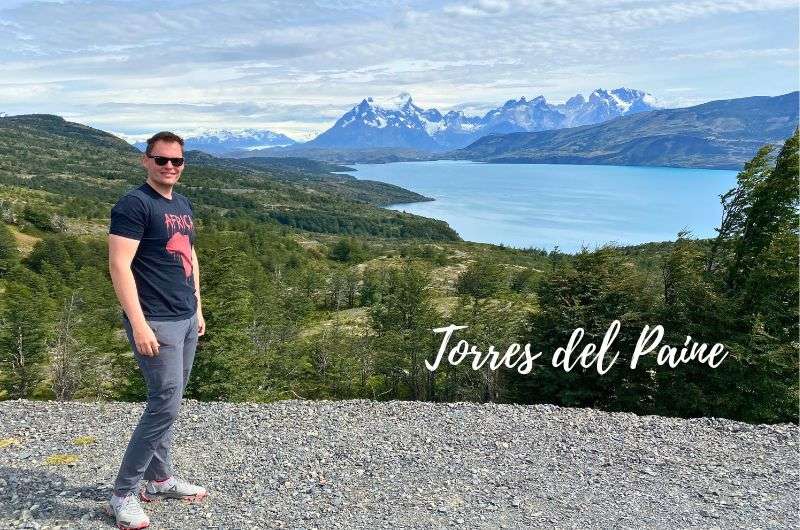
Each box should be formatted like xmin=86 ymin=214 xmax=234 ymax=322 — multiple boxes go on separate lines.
xmin=113 ymin=313 xmax=198 ymax=496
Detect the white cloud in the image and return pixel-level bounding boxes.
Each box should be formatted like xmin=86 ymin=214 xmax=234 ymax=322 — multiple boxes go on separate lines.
xmin=0 ymin=0 xmax=796 ymax=138
xmin=671 ymin=48 xmax=797 ymax=61
xmin=0 ymin=82 xmax=57 ymax=100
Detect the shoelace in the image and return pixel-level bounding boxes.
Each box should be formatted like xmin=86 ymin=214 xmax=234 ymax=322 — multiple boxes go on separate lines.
xmin=173 ymin=477 xmax=194 ymax=491
xmin=117 ymin=493 xmax=145 ymax=515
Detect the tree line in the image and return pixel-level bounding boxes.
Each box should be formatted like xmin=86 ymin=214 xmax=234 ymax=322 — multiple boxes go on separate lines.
xmin=0 ymin=131 xmax=796 ymax=424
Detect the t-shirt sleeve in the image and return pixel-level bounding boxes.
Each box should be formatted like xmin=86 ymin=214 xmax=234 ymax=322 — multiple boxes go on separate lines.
xmin=109 ymin=194 xmax=148 ymax=240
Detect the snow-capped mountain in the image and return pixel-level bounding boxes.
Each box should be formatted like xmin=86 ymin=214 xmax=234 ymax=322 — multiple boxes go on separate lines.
xmin=559 ymin=88 xmax=659 ymax=127
xmin=308 ymin=93 xmax=446 ymax=150
xmin=480 ymin=95 xmax=567 ymax=136
xmin=306 ymin=88 xmax=658 ymax=151
xmin=134 ymin=129 xmax=297 ymax=155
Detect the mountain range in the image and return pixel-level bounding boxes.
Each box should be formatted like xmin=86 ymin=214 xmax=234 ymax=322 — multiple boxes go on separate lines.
xmin=134 ymin=88 xmax=655 ymax=156
xmin=305 ymin=88 xmax=658 ymax=150
xmin=124 ymin=89 xmax=798 ymax=170
xmin=454 ymin=92 xmax=799 ymax=170
xmin=134 ymin=128 xmax=296 ymax=155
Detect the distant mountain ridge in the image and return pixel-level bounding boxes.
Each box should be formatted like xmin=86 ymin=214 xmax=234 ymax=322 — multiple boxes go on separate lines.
xmin=305 ymin=88 xmax=658 ymax=151
xmin=134 ymin=128 xmax=296 ymax=155
xmin=454 ymin=92 xmax=800 ymax=170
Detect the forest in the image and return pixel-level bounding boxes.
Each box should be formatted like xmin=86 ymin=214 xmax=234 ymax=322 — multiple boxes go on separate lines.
xmin=0 ymin=115 xmax=796 ymax=424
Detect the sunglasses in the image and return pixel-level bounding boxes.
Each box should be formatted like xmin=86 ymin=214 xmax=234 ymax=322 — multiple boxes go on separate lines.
xmin=147 ymin=154 xmax=185 ymax=167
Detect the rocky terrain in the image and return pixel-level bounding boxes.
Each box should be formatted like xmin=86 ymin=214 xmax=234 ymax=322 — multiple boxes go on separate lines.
xmin=0 ymin=399 xmax=796 ymax=529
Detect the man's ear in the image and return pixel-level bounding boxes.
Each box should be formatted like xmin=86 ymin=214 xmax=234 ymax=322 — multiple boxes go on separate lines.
xmin=141 ymin=154 xmax=148 ymax=170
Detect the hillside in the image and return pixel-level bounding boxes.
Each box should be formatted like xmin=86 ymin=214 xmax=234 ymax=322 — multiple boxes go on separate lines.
xmin=0 ymin=399 xmax=796 ymax=529
xmin=183 ymin=151 xmax=430 ymax=207
xmin=0 ymin=114 xmax=457 ymax=241
xmin=454 ymin=92 xmax=799 ymax=169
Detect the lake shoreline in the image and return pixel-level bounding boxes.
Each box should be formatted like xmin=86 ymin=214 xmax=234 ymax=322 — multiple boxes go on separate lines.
xmin=346 ymin=160 xmax=737 ymax=253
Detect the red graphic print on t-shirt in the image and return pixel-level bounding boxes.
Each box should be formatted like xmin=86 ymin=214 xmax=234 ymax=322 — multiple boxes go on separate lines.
xmin=164 ymin=213 xmax=194 ymax=278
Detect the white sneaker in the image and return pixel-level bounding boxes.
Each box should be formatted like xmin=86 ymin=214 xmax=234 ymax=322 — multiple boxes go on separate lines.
xmin=106 ymin=492 xmax=150 ymax=530
xmin=140 ymin=475 xmax=208 ymax=503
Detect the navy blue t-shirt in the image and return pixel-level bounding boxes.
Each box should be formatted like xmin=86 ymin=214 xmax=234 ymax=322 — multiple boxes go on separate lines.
xmin=109 ymin=182 xmax=197 ymax=321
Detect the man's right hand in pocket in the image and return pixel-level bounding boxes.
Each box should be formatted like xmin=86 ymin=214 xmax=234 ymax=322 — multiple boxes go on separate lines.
xmin=133 ymin=324 xmax=160 ymax=356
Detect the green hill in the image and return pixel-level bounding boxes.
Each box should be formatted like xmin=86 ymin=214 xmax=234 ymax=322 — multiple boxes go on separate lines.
xmin=184 ymin=150 xmax=433 ymax=206
xmin=0 ymin=114 xmax=457 ymax=241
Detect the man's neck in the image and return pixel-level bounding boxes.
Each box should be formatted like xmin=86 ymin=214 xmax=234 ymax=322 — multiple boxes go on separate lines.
xmin=146 ymin=177 xmax=173 ymax=200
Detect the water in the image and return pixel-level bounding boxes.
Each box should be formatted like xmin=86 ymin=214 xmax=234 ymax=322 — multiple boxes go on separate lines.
xmin=345 ymin=160 xmax=738 ymax=253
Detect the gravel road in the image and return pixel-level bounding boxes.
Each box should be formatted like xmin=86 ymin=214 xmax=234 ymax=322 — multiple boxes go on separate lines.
xmin=0 ymin=399 xmax=796 ymax=529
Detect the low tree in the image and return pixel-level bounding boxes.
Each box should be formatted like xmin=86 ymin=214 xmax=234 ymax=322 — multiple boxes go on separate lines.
xmin=0 ymin=281 xmax=53 ymax=398
xmin=370 ymin=262 xmax=442 ymax=400
xmin=330 ymin=237 xmax=365 ymax=263
xmin=0 ymin=223 xmax=19 ymax=277
xmin=49 ymin=292 xmax=94 ymax=400
xmin=455 ymin=258 xmax=506 ymax=306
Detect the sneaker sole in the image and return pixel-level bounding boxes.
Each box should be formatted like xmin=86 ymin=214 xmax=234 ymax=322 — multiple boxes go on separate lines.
xmin=139 ymin=486 xmax=208 ymax=504
xmin=104 ymin=505 xmax=150 ymax=530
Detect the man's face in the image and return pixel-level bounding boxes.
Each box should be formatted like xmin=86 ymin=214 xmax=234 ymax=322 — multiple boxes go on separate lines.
xmin=142 ymin=140 xmax=185 ymax=188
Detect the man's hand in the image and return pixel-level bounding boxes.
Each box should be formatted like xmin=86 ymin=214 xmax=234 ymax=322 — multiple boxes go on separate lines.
xmin=197 ymin=311 xmax=206 ymax=336
xmin=133 ymin=324 xmax=160 ymax=356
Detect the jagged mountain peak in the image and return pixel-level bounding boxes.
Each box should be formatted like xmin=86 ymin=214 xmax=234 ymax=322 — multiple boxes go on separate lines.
xmin=308 ymin=87 xmax=659 ymax=151
xmin=361 ymin=92 xmax=416 ymax=112
xmin=565 ymin=94 xmax=586 ymax=108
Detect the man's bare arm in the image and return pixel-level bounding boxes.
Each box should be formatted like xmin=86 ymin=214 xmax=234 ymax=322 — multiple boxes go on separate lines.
xmin=191 ymin=247 xmax=202 ymax=314
xmin=109 ymin=234 xmax=160 ymax=355
xmin=191 ymin=247 xmax=206 ymax=336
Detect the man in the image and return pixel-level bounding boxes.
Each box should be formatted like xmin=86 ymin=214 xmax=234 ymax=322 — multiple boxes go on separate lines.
xmin=106 ymin=131 xmax=207 ymax=530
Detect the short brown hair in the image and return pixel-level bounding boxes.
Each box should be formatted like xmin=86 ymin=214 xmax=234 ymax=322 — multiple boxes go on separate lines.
xmin=145 ymin=131 xmax=184 ymax=155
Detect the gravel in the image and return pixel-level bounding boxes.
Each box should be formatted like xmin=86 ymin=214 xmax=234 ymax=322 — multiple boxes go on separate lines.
xmin=0 ymin=398 xmax=796 ymax=529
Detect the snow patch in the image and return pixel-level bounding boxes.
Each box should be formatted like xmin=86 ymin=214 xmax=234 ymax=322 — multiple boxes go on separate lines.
xmin=642 ymin=93 xmax=659 ymax=107
xmin=608 ymin=91 xmax=632 ymax=113
xmin=373 ymin=92 xmax=413 ymax=111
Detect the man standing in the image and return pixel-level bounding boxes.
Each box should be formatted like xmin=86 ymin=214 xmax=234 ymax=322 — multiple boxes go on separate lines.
xmin=107 ymin=131 xmax=207 ymax=530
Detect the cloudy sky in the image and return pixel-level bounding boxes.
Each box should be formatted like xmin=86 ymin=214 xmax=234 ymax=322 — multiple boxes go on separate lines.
xmin=1 ymin=0 xmax=797 ymax=141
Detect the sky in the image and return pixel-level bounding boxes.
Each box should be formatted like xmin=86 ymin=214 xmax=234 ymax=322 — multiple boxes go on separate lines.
xmin=1 ymin=0 xmax=797 ymax=142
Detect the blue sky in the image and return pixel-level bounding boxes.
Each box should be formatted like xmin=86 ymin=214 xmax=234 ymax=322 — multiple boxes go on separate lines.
xmin=1 ymin=0 xmax=797 ymax=141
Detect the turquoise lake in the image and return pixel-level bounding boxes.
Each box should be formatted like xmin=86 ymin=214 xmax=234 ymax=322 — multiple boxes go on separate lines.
xmin=345 ymin=160 xmax=738 ymax=253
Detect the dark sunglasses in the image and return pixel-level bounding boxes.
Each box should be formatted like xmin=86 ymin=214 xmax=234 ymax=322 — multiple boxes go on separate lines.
xmin=147 ymin=154 xmax=185 ymax=167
